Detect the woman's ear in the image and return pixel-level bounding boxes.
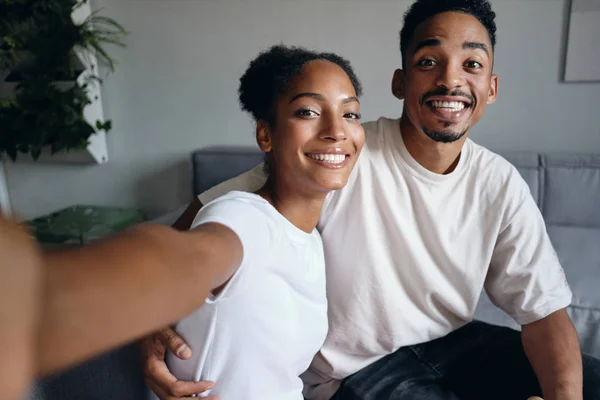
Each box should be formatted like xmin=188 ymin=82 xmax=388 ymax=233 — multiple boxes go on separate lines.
xmin=256 ymin=120 xmax=273 ymax=152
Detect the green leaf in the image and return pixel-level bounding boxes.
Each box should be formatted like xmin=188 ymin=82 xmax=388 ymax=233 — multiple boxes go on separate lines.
xmin=95 ymin=119 xmax=112 ymax=131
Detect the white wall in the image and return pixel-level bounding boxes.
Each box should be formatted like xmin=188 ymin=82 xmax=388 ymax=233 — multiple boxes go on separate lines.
xmin=5 ymin=0 xmax=600 ymax=220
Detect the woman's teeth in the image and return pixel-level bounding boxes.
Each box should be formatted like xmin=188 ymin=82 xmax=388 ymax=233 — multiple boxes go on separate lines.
xmin=308 ymin=154 xmax=346 ymax=164
xmin=430 ymin=100 xmax=466 ymax=111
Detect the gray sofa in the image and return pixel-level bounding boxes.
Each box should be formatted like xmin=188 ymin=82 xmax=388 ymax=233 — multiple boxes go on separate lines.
xmin=28 ymin=148 xmax=600 ymax=399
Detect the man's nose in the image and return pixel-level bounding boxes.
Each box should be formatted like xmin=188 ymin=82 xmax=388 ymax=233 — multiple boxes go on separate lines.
xmin=435 ymin=62 xmax=465 ymax=89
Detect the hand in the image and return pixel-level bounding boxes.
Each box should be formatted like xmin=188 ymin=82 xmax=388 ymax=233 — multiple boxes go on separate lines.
xmin=140 ymin=327 xmax=218 ymax=399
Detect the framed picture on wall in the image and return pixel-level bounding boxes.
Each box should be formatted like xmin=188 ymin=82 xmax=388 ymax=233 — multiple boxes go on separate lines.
xmin=564 ymin=0 xmax=600 ymax=82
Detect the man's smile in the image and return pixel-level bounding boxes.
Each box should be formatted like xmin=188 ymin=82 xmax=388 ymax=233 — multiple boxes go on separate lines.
xmin=424 ymin=97 xmax=472 ymax=122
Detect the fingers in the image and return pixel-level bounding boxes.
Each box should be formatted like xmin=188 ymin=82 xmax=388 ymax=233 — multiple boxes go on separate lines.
xmin=147 ymin=382 xmax=195 ymax=400
xmin=167 ymin=380 xmax=216 ymax=397
xmin=142 ymin=336 xmax=213 ymax=399
xmin=158 ymin=326 xmax=192 ymax=360
xmin=147 ymin=378 xmax=216 ymax=399
xmin=143 ymin=347 xmax=177 ymax=391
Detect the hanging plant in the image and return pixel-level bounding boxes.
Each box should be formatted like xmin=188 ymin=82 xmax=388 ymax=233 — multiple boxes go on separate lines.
xmin=0 ymin=0 xmax=126 ymax=161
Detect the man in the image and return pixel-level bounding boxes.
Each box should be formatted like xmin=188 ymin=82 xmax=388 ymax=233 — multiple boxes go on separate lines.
xmin=141 ymin=0 xmax=600 ymax=399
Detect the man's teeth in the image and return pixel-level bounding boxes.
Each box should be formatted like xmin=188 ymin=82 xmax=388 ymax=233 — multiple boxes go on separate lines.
xmin=308 ymin=154 xmax=346 ymax=164
xmin=430 ymin=100 xmax=466 ymax=111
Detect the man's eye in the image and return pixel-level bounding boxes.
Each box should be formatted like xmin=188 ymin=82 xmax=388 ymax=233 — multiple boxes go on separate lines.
xmin=417 ymin=59 xmax=437 ymax=67
xmin=344 ymin=112 xmax=361 ymax=120
xmin=295 ymin=109 xmax=318 ymax=117
xmin=465 ymin=61 xmax=482 ymax=69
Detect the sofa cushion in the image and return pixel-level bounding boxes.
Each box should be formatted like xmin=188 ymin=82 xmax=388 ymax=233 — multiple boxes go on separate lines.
xmin=28 ymin=343 xmax=146 ymax=400
xmin=547 ymin=225 xmax=600 ymax=310
xmin=192 ymin=147 xmax=262 ymax=196
xmin=499 ymin=152 xmax=541 ymax=206
xmin=547 ymin=224 xmax=600 ymax=358
xmin=543 ymin=154 xmax=600 ymax=227
xmin=568 ymin=306 xmax=600 ymax=358
xmin=474 ymin=291 xmax=520 ymax=331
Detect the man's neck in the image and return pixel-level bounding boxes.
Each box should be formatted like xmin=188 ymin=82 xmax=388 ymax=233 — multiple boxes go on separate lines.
xmin=399 ymin=115 xmax=467 ymax=175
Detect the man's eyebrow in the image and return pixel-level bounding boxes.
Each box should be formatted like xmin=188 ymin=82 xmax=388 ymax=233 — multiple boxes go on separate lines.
xmin=289 ymin=92 xmax=325 ymax=103
xmin=342 ymin=96 xmax=360 ymax=105
xmin=463 ymin=41 xmax=489 ymax=56
xmin=414 ymin=38 xmax=442 ymax=53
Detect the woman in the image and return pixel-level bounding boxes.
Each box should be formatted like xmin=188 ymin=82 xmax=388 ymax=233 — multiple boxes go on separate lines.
xmin=0 ymin=44 xmax=363 ymax=399
xmin=164 ymin=44 xmax=364 ymax=399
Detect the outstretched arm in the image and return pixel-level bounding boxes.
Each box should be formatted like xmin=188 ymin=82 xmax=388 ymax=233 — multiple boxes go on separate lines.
xmin=0 ymin=217 xmax=42 ymax=400
xmin=38 ymin=221 xmax=242 ymax=375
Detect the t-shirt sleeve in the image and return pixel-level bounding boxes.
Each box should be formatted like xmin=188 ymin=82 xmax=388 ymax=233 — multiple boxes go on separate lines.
xmin=191 ymin=195 xmax=275 ymax=301
xmin=485 ymin=172 xmax=572 ymax=325
xmin=198 ymin=163 xmax=267 ymax=205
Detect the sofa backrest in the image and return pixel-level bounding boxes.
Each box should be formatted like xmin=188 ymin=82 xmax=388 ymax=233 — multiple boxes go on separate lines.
xmin=503 ymin=152 xmax=600 ymax=356
xmin=502 ymin=152 xmax=600 ymax=227
xmin=192 ymin=147 xmax=264 ymax=196
xmin=192 ymin=147 xmax=600 ymax=357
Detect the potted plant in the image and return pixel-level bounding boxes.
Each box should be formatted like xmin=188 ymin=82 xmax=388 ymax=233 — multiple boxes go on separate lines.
xmin=0 ymin=0 xmax=127 ymax=161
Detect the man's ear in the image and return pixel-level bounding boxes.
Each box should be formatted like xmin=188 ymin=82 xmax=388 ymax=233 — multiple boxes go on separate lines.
xmin=487 ymin=74 xmax=499 ymax=105
xmin=391 ymin=69 xmax=406 ymax=100
xmin=256 ymin=120 xmax=272 ymax=152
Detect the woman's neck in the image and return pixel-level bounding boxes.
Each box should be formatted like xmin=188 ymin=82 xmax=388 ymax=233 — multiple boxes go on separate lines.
xmin=255 ymin=179 xmax=327 ymax=234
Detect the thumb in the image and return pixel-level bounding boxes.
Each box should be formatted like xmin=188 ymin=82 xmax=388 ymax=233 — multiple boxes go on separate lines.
xmin=158 ymin=326 xmax=192 ymax=360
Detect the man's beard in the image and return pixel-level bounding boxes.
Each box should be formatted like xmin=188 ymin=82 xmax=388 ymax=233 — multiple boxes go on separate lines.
xmin=422 ymin=125 xmax=469 ymax=143
xmin=419 ymin=88 xmax=474 ymax=143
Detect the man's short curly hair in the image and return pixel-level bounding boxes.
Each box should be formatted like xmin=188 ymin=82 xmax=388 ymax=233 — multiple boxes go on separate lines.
xmin=400 ymin=0 xmax=497 ymax=67
xmin=238 ymin=45 xmax=363 ymax=124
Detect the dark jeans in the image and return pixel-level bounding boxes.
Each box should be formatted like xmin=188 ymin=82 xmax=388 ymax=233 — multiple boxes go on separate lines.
xmin=332 ymin=321 xmax=600 ymax=400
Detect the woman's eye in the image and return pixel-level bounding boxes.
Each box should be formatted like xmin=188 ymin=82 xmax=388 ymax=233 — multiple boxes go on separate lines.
xmin=295 ymin=109 xmax=318 ymax=117
xmin=465 ymin=61 xmax=482 ymax=69
xmin=344 ymin=112 xmax=361 ymax=120
xmin=417 ymin=59 xmax=437 ymax=67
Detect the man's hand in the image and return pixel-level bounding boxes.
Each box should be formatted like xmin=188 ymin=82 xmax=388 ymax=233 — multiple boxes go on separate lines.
xmin=140 ymin=327 xmax=218 ymax=399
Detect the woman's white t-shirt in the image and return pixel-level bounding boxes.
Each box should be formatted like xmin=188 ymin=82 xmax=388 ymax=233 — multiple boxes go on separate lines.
xmin=167 ymin=191 xmax=328 ymax=400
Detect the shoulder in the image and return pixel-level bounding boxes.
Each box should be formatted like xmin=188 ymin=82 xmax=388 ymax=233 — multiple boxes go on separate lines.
xmin=469 ymin=142 xmax=527 ymax=185
xmin=361 ymin=117 xmax=398 ymax=146
xmin=354 ymin=117 xmax=401 ymax=166
xmin=198 ymin=164 xmax=266 ymax=205
xmin=198 ymin=191 xmax=273 ymax=217
xmin=361 ymin=116 xmax=397 ymax=135
xmin=194 ymin=192 xmax=279 ymax=235
xmin=466 ymin=141 xmax=532 ymax=204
